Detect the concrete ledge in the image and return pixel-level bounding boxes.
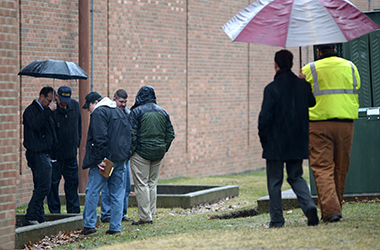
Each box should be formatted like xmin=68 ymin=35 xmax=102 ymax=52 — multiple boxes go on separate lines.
xmin=15 ymin=214 xmax=100 ymax=249
xmin=154 ymin=185 xmax=240 ymax=208
xmin=257 ymin=186 xmax=380 ymax=214
xmin=71 ymin=184 xmax=239 ymax=209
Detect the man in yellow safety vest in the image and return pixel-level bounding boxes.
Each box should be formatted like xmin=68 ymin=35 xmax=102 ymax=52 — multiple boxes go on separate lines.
xmin=301 ymin=44 xmax=360 ymax=223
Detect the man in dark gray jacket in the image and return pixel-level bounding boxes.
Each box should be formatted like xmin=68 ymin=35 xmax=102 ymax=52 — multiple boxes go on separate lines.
xmin=47 ymin=85 xmax=82 ymax=214
xmin=80 ymin=92 xmax=133 ymax=235
xmin=258 ymin=50 xmax=318 ymax=228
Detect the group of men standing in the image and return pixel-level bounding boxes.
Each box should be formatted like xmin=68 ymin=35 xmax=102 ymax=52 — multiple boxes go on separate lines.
xmin=258 ymin=45 xmax=360 ymax=227
xmin=22 ymin=85 xmax=175 ymax=236
xmin=22 ymin=44 xmax=359 ymax=232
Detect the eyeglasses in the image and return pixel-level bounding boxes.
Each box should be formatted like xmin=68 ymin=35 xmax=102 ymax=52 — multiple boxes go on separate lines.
xmin=45 ymin=96 xmax=53 ymax=103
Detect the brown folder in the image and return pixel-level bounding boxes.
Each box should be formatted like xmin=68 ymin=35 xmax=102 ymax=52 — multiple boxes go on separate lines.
xmin=99 ymin=158 xmax=114 ymax=178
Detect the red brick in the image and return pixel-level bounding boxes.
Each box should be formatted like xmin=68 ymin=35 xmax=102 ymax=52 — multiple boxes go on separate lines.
xmin=3 ymin=0 xmax=380 ymax=248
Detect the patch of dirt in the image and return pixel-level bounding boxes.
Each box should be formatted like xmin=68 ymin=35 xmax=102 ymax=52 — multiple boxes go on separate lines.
xmin=209 ymin=207 xmax=259 ymax=220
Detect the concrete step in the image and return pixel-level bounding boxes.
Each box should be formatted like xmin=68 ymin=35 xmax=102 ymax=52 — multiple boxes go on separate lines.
xmin=257 ymin=185 xmax=380 ymax=214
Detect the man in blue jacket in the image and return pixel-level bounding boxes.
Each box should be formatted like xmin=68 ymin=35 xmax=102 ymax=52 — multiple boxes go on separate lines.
xmin=80 ymin=92 xmax=133 ymax=235
xmin=23 ymin=86 xmax=57 ymax=225
xmin=258 ymin=50 xmax=318 ymax=228
xmin=47 ymin=86 xmax=82 ymax=214
xmin=129 ymin=85 xmax=175 ymax=225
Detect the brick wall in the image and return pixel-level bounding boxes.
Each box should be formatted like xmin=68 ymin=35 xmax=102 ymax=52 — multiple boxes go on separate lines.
xmin=6 ymin=0 xmax=380 ymax=213
xmin=0 ymin=0 xmax=18 ymax=249
xmin=15 ymin=0 xmax=380 ymax=206
xmin=1 ymin=0 xmax=378 ymax=248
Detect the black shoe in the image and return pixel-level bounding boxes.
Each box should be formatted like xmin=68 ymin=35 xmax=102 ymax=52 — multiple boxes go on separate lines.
xmin=106 ymin=230 xmax=120 ymax=235
xmin=101 ymin=218 xmax=111 ymax=223
xmin=264 ymin=223 xmax=283 ymax=229
xmin=121 ymin=217 xmax=132 ymax=222
xmin=81 ymin=227 xmax=96 ymax=235
xmin=306 ymin=207 xmax=319 ymax=226
xmin=24 ymin=220 xmax=39 ymax=226
xmin=328 ymin=215 xmax=341 ymax=223
xmin=132 ymin=220 xmax=153 ymax=225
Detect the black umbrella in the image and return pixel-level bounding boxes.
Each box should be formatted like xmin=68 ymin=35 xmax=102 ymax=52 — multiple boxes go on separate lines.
xmin=18 ymin=59 xmax=88 ymax=80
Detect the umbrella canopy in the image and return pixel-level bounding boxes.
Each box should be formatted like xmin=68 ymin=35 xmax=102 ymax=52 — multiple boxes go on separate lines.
xmin=222 ymin=0 xmax=380 ymax=48
xmin=18 ymin=59 xmax=88 ymax=80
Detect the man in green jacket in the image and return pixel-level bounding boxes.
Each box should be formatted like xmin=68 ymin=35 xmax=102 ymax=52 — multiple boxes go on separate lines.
xmin=129 ymin=85 xmax=175 ymax=225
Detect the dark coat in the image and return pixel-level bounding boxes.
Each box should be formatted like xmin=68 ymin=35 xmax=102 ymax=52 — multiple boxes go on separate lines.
xmin=82 ymin=99 xmax=133 ymax=169
xmin=23 ymin=100 xmax=57 ymax=153
xmin=50 ymin=99 xmax=82 ymax=160
xmin=258 ymin=69 xmax=316 ymax=160
xmin=130 ymin=86 xmax=175 ymax=161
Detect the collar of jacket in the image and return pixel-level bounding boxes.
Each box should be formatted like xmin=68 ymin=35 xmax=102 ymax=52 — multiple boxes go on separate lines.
xmin=317 ymin=52 xmax=339 ymax=61
xmin=93 ymin=97 xmax=116 ymax=112
xmin=274 ymin=68 xmax=291 ymax=80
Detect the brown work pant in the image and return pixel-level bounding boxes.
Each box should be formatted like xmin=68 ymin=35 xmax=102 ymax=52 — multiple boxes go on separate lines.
xmin=309 ymin=121 xmax=353 ymax=222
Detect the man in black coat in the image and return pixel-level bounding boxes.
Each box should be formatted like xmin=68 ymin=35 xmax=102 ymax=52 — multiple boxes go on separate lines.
xmin=80 ymin=92 xmax=133 ymax=236
xmin=47 ymin=85 xmax=82 ymax=214
xmin=23 ymin=86 xmax=57 ymax=225
xmin=258 ymin=49 xmax=318 ymax=228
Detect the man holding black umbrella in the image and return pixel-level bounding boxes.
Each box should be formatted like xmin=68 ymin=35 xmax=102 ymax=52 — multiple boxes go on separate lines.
xmin=47 ymin=86 xmax=82 ymax=214
xmin=23 ymin=86 xmax=57 ymax=225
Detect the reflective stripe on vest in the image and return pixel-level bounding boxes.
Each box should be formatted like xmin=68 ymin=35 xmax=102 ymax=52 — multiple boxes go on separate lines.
xmin=310 ymin=62 xmax=359 ymax=96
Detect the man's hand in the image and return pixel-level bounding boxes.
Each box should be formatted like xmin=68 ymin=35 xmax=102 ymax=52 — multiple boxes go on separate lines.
xmin=97 ymin=161 xmax=105 ymax=171
xmin=48 ymin=100 xmax=57 ymax=111
xmin=299 ymin=69 xmax=306 ymax=79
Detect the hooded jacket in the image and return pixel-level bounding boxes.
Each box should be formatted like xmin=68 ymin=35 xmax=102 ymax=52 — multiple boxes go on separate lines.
xmin=130 ymin=86 xmax=175 ymax=161
xmin=82 ymin=97 xmax=133 ymax=169
xmin=258 ymin=69 xmax=316 ymax=160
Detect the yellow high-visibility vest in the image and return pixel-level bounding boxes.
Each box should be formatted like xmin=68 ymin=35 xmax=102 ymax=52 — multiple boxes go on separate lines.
xmin=302 ymin=56 xmax=360 ymax=121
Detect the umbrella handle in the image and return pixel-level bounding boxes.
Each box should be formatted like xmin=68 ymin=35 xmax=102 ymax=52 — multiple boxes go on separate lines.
xmin=299 ymin=47 xmax=302 ymax=69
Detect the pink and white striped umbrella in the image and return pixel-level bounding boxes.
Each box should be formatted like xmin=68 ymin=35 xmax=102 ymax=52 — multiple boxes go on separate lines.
xmin=222 ymin=0 xmax=379 ymax=48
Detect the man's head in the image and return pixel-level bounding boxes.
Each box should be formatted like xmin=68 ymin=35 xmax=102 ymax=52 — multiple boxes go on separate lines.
xmin=57 ymin=85 xmax=72 ymax=108
xmin=316 ymin=44 xmax=335 ymax=57
xmin=38 ymin=86 xmax=55 ymax=108
xmin=274 ymin=49 xmax=293 ymax=71
xmin=82 ymin=91 xmax=102 ymax=114
xmin=113 ymin=89 xmax=128 ymax=111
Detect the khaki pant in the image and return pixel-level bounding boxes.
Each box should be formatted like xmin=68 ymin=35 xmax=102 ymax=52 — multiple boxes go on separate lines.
xmin=309 ymin=121 xmax=353 ymax=222
xmin=130 ymin=152 xmax=162 ymax=222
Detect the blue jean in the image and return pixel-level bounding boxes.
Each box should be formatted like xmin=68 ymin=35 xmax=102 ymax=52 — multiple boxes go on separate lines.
xmin=25 ymin=151 xmax=52 ymax=223
xmin=47 ymin=158 xmax=80 ymax=213
xmin=101 ymin=161 xmax=130 ymax=221
xmin=83 ymin=160 xmax=126 ymax=231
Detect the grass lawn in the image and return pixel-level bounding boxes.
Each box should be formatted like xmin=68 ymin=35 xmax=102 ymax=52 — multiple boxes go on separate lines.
xmin=18 ymin=166 xmax=380 ymax=250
